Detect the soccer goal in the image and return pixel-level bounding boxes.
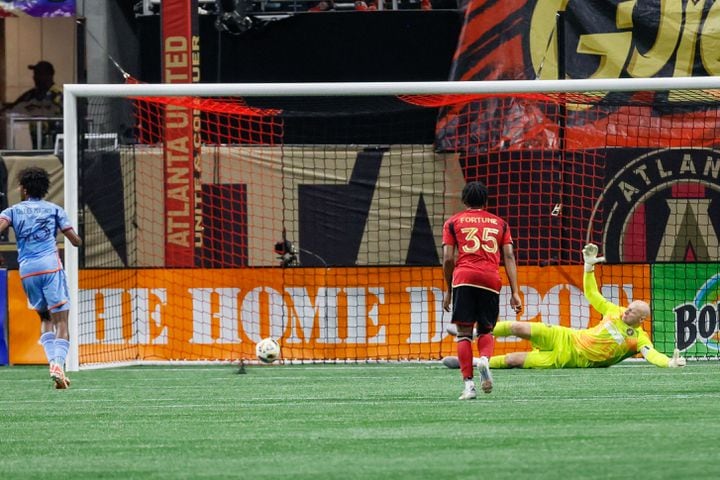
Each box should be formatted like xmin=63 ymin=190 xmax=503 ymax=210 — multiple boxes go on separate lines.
xmin=63 ymin=77 xmax=720 ymax=370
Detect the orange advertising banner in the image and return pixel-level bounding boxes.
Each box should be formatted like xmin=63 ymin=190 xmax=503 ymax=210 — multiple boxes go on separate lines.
xmin=8 ymin=265 xmax=650 ymax=365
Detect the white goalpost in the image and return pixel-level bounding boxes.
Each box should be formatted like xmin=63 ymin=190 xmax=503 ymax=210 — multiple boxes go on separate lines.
xmin=63 ymin=77 xmax=720 ymax=371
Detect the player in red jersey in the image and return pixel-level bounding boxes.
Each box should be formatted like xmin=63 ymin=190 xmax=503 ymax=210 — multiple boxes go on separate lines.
xmin=442 ymin=181 xmax=522 ymax=399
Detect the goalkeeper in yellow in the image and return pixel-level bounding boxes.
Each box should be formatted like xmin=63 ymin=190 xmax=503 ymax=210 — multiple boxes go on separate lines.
xmin=444 ymin=244 xmax=686 ymax=369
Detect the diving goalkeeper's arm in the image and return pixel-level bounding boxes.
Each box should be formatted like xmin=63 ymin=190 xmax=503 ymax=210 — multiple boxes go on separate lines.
xmin=641 ymin=346 xmax=687 ymax=368
xmin=582 ymin=243 xmax=613 ymax=314
xmin=582 ymin=243 xmax=686 ymax=368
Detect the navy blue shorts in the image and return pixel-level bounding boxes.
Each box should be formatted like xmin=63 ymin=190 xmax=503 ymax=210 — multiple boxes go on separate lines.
xmin=451 ymin=286 xmax=499 ymax=334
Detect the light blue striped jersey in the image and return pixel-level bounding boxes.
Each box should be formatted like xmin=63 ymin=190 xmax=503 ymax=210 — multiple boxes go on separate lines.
xmin=0 ymin=198 xmax=73 ymax=278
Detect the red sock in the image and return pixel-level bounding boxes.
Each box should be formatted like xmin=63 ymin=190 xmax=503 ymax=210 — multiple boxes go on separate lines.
xmin=476 ymin=333 xmax=494 ymax=359
xmin=457 ymin=337 xmax=474 ymax=379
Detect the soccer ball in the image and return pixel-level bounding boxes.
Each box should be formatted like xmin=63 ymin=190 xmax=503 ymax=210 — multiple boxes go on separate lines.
xmin=255 ymin=337 xmax=281 ymax=364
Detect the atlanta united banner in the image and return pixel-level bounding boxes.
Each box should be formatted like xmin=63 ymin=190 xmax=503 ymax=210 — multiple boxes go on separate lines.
xmin=161 ymin=0 xmax=202 ymax=267
xmin=439 ymin=0 xmax=720 ymax=151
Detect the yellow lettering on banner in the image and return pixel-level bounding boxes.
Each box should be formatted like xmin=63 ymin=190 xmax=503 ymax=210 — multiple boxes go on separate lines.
xmin=166 ymin=52 xmax=188 ymax=69
xmin=576 ymin=32 xmax=631 ymax=79
xmin=657 ymin=159 xmax=672 ymax=178
xmin=700 ymin=1 xmax=720 ymax=75
xmin=166 ymin=136 xmax=190 ymax=155
xmin=166 ymin=167 xmax=189 ymax=186
xmin=529 ymin=0 xmax=568 ymax=80
xmin=163 ymin=35 xmax=190 ymax=83
xmin=627 ymin=0 xmax=682 ymax=77
xmin=192 ymin=35 xmax=201 ymax=82
xmin=703 ymin=156 xmax=720 ymax=178
xmin=166 ymin=108 xmax=189 ymax=129
xmin=530 ymin=0 xmax=720 ymax=90
xmin=165 ymin=36 xmax=187 ymax=52
xmin=680 ymin=154 xmax=698 ymax=174
xmin=673 ymin=0 xmax=705 ymax=77
xmin=168 ymin=185 xmax=190 ymax=203
xmin=167 ymin=230 xmax=190 ymax=247
xmin=634 ymin=165 xmax=651 ymax=186
xmin=194 ymin=218 xmax=204 ymax=247
xmin=619 ymin=181 xmax=640 ymax=203
xmin=194 ymin=181 xmax=203 ymax=248
xmin=192 ymin=114 xmax=202 ymax=149
xmin=166 ymin=152 xmax=190 ymax=168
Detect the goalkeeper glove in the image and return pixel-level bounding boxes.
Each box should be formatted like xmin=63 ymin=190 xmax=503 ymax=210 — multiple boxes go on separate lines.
xmin=582 ymin=243 xmax=606 ymax=272
xmin=668 ymin=348 xmax=687 ymax=368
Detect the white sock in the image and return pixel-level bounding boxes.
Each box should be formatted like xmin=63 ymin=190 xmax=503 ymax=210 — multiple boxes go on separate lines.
xmin=53 ymin=338 xmax=70 ymax=368
xmin=40 ymin=332 xmax=56 ymax=364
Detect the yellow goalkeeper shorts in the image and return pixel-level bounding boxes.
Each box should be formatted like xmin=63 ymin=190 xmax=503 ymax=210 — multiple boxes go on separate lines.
xmin=522 ymin=323 xmax=580 ymax=368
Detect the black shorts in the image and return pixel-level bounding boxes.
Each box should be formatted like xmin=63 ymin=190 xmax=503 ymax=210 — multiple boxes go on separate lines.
xmin=451 ymin=286 xmax=499 ymax=334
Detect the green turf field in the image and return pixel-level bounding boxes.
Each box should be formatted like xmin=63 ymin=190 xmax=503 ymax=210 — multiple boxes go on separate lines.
xmin=0 ymin=362 xmax=717 ymax=479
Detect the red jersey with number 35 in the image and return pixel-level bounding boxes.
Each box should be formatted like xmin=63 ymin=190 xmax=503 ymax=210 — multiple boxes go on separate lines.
xmin=442 ymin=208 xmax=513 ymax=293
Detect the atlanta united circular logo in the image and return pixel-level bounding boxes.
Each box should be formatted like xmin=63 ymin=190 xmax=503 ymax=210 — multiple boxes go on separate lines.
xmin=591 ymin=148 xmax=720 ymax=263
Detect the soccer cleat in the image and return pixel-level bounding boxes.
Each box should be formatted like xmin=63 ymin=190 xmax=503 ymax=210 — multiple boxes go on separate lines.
xmin=477 ymin=357 xmax=493 ymax=394
xmin=420 ymin=0 xmax=432 ymax=10
xmin=54 ymin=377 xmax=70 ymax=389
xmin=49 ymin=362 xmax=70 ymax=390
xmin=354 ymin=1 xmax=369 ymax=10
xmin=458 ymin=384 xmax=477 ymax=400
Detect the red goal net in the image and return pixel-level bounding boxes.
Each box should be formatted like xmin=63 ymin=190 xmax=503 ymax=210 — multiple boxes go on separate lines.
xmin=72 ymin=83 xmax=720 ymax=367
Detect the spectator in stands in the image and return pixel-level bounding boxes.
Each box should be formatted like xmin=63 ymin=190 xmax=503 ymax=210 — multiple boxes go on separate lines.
xmin=2 ymin=61 xmax=63 ymax=149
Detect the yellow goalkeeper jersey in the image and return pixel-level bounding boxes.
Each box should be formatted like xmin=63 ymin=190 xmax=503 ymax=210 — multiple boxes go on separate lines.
xmin=571 ymin=272 xmax=654 ymax=367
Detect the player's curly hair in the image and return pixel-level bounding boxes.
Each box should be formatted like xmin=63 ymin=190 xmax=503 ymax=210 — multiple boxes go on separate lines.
xmin=18 ymin=166 xmax=50 ymax=199
xmin=461 ymin=181 xmax=488 ymax=208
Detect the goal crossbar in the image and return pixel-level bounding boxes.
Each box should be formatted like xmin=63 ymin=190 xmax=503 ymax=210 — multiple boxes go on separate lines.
xmin=64 ymin=76 xmax=720 ymax=98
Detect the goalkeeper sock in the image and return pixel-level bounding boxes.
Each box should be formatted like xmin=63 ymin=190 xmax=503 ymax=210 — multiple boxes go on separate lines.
xmin=489 ymin=355 xmax=508 ymax=369
xmin=53 ymin=338 xmax=70 ymax=367
xmin=39 ymin=332 xmax=56 ymax=363
xmin=493 ymin=321 xmax=513 ymax=337
xmin=456 ymin=337 xmax=474 ymax=379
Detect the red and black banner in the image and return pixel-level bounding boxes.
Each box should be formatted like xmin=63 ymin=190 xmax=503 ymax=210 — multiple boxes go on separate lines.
xmin=440 ymin=0 xmax=720 ymax=151
xmin=161 ymin=0 xmax=201 ymax=267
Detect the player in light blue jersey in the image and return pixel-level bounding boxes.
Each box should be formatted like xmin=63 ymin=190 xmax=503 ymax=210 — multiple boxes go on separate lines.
xmin=0 ymin=167 xmax=81 ymax=389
